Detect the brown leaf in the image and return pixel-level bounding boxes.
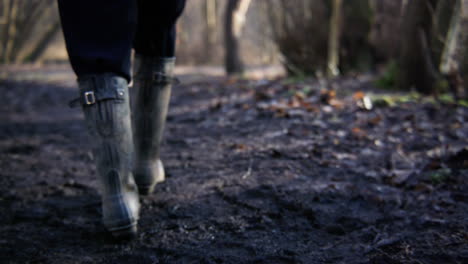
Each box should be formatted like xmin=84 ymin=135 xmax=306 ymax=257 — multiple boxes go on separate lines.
xmin=353 ymin=91 xmax=365 ymax=100
xmin=351 ymin=127 xmax=367 ymax=138
xmin=294 ymin=91 xmax=306 ymax=100
xmin=368 ymin=115 xmax=382 ymax=126
xmin=301 ymin=102 xmax=319 ymax=112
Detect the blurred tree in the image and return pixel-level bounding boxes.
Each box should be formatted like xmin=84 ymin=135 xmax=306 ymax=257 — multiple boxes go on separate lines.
xmin=341 ymin=0 xmax=373 ymax=72
xmin=0 ymin=0 xmax=59 ymax=64
xmin=368 ymin=0 xmax=403 ymax=63
xmin=432 ymin=0 xmax=457 ymax=67
xmin=205 ymin=0 xmax=217 ymax=48
xmin=327 ymin=0 xmax=342 ymax=77
xmin=397 ymin=0 xmax=439 ymax=93
xmin=267 ymin=0 xmax=330 ymax=75
xmin=440 ymin=0 xmax=468 ymax=99
xmin=224 ymin=0 xmax=251 ymax=75
xmin=268 ymin=0 xmax=375 ymax=76
xmin=27 ymin=21 xmax=61 ymax=62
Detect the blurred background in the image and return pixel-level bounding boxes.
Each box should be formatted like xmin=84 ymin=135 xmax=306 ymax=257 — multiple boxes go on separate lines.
xmin=0 ymin=0 xmax=467 ymax=98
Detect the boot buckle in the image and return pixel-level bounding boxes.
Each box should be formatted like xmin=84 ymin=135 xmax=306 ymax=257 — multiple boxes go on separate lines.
xmin=84 ymin=91 xmax=96 ymax=105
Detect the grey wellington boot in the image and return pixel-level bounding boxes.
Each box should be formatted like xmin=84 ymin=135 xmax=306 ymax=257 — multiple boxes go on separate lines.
xmin=132 ymin=55 xmax=176 ymax=195
xmin=73 ymin=74 xmax=140 ymax=238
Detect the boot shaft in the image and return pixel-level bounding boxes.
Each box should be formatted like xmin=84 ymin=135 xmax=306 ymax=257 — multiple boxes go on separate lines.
xmin=78 ymin=74 xmax=135 ymax=194
xmin=133 ymin=55 xmax=175 ymax=79
xmin=76 ymin=74 xmax=140 ymax=233
xmin=132 ymin=55 xmax=176 ymax=160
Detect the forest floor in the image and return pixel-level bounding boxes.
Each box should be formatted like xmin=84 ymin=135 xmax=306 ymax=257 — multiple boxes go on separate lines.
xmin=0 ymin=65 xmax=467 ymax=264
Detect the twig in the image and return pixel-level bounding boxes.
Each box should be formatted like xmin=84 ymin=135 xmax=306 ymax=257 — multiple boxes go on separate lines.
xmin=241 ymin=159 xmax=253 ymax=179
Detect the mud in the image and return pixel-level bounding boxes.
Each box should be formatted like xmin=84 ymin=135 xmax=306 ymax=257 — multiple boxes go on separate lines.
xmin=0 ymin=66 xmax=467 ymax=263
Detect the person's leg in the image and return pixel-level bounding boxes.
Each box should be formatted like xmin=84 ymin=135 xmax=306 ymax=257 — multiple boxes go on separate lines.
xmin=58 ymin=0 xmax=137 ymax=82
xmin=133 ymin=0 xmax=186 ymax=57
xmin=132 ymin=0 xmax=186 ymax=195
xmin=57 ymin=0 xmax=140 ymax=238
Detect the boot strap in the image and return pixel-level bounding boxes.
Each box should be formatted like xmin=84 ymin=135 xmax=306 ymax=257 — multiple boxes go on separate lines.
xmin=134 ymin=72 xmax=180 ymax=85
xmin=69 ymin=75 xmax=127 ymax=108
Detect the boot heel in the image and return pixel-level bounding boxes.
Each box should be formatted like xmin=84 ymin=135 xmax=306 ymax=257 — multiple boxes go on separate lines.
xmin=134 ymin=159 xmax=165 ymax=195
xmin=138 ymin=186 xmax=154 ymax=196
xmin=111 ymin=225 xmax=138 ymax=240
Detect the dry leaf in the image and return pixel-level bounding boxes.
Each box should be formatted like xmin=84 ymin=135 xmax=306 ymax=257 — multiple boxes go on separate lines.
xmin=353 ymin=91 xmax=365 ymax=100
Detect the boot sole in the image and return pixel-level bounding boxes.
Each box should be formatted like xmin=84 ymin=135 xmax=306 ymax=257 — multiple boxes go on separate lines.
xmin=111 ymin=224 xmax=138 ymax=240
xmin=138 ymin=186 xmax=155 ymax=196
xmin=138 ymin=177 xmax=164 ymax=195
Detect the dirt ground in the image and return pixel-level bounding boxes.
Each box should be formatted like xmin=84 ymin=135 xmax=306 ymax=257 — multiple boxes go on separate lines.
xmin=0 ymin=65 xmax=467 ymax=263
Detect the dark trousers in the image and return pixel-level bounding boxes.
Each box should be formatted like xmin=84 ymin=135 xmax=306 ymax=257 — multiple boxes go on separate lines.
xmin=57 ymin=0 xmax=186 ymax=82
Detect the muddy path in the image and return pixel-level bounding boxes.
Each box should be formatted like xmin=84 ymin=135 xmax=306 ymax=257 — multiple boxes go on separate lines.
xmin=0 ymin=66 xmax=467 ymax=263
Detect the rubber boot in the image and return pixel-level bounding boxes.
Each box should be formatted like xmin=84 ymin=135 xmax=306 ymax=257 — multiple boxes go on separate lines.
xmin=73 ymin=74 xmax=140 ymax=239
xmin=132 ymin=55 xmax=176 ymax=195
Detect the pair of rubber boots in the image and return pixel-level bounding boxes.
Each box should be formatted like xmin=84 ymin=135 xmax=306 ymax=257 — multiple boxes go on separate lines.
xmin=73 ymin=55 xmax=175 ymax=239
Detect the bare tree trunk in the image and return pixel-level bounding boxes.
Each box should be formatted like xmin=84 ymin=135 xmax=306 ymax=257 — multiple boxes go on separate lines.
xmin=440 ymin=0 xmax=468 ymax=99
xmin=0 ymin=0 xmax=58 ymax=64
xmin=432 ymin=0 xmax=457 ymax=66
xmin=205 ymin=0 xmax=217 ymax=46
xmin=397 ymin=0 xmax=439 ymax=93
xmin=26 ymin=21 xmax=61 ymax=63
xmin=327 ymin=0 xmax=343 ymax=77
xmin=1 ymin=0 xmax=18 ymax=63
xmin=10 ymin=1 xmax=50 ymax=62
xmin=0 ymin=0 xmax=9 ymax=24
xmin=224 ymin=0 xmax=251 ymax=75
xmin=0 ymin=0 xmax=9 ymax=57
